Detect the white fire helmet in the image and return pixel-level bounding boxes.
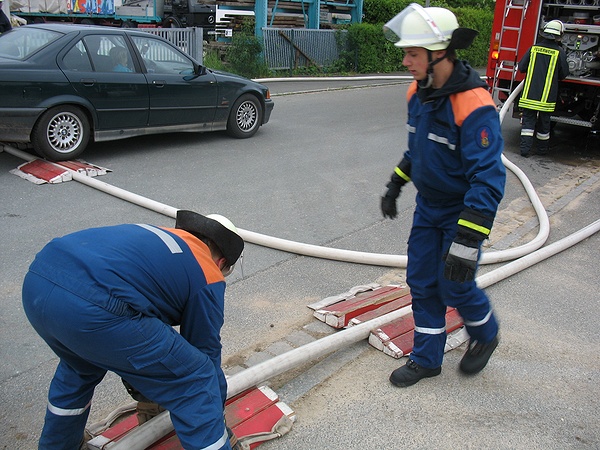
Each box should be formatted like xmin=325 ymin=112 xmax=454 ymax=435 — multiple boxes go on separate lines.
xmin=207 ymin=213 xmax=238 ymax=236
xmin=206 ymin=213 xmax=243 ymax=277
xmin=383 ymin=3 xmax=458 ymax=51
xmin=541 ymin=20 xmax=565 ymax=38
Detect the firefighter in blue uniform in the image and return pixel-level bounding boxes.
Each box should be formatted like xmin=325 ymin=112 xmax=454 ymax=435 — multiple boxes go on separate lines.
xmin=518 ymin=19 xmax=569 ymax=157
xmin=381 ymin=4 xmax=506 ymax=387
xmin=22 ymin=211 xmax=244 ymax=449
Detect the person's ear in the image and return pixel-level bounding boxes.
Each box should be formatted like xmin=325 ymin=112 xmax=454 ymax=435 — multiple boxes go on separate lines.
xmin=216 ymin=257 xmax=227 ymax=271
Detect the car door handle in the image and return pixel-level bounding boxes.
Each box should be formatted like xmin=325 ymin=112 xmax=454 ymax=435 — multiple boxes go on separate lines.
xmin=152 ymin=80 xmax=166 ymax=88
xmin=81 ymin=79 xmax=96 ymax=86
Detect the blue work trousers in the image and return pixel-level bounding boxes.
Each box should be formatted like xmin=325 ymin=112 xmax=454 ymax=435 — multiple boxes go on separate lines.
xmin=22 ymin=272 xmax=230 ymax=450
xmin=406 ymin=194 xmax=499 ymax=369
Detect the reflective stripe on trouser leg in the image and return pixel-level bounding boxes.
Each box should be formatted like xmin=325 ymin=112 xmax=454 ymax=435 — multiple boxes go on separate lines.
xmin=520 ymin=109 xmax=538 ymax=154
xmin=457 ymin=305 xmax=498 ymax=343
xmin=39 ymin=397 xmax=92 ymax=450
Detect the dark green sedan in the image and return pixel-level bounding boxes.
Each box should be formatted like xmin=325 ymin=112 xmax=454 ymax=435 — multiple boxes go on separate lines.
xmin=0 ymin=24 xmax=274 ymax=161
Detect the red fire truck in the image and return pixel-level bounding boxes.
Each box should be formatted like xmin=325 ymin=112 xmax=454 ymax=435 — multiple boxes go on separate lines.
xmin=486 ymin=0 xmax=600 ymax=134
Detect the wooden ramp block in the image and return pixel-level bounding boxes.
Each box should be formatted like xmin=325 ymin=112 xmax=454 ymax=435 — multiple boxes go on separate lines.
xmin=313 ymin=285 xmax=410 ymax=329
xmin=224 ymin=386 xmax=279 ymax=428
xmin=348 ymin=293 xmax=412 ymax=327
xmin=11 ymin=159 xmax=110 ymax=184
xmin=11 ymin=159 xmax=72 ymax=184
xmin=370 ymin=308 xmax=465 ymax=359
xmin=231 ymin=402 xmax=296 ymax=450
xmin=87 ymin=386 xmax=293 ymax=450
xmin=368 ymin=312 xmax=415 ymax=351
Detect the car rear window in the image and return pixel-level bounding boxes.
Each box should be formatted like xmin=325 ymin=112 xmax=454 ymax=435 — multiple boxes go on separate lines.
xmin=0 ymin=27 xmax=63 ymax=60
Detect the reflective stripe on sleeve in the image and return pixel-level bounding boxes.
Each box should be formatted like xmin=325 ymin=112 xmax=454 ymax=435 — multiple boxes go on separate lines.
xmin=457 ymin=219 xmax=490 ymax=237
xmin=394 ymin=166 xmax=411 ymax=183
xmin=136 ymin=224 xmax=183 ymax=254
xmin=47 ymin=400 xmax=91 ymax=417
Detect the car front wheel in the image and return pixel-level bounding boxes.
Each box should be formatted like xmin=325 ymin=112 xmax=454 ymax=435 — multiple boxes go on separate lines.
xmin=227 ymin=94 xmax=263 ymax=139
xmin=32 ymin=105 xmax=90 ymax=161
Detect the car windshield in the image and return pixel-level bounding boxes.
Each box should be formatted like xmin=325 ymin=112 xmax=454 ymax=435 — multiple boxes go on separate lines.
xmin=0 ymin=27 xmax=63 ymax=60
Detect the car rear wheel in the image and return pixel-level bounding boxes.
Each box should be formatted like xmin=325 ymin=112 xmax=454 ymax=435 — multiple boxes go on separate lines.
xmin=32 ymin=105 xmax=90 ymax=161
xmin=227 ymin=94 xmax=262 ymax=139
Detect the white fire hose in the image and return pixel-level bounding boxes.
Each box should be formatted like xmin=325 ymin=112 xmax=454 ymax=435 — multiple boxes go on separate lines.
xmin=2 ymin=78 xmax=598 ymax=449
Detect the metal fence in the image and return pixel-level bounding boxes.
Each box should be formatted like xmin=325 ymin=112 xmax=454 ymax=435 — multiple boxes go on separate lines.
xmin=139 ymin=27 xmax=204 ymax=64
xmin=262 ymin=28 xmax=347 ymax=71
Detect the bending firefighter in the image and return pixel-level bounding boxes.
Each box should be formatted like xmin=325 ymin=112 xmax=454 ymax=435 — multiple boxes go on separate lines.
xmin=381 ymin=4 xmax=506 ymax=387
xmin=518 ymin=19 xmax=569 ymax=157
xmin=22 ymin=211 xmax=244 ymax=450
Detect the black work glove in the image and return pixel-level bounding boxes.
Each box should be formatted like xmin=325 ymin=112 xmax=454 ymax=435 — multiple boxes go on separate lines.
xmin=443 ymin=230 xmax=481 ymax=283
xmin=381 ymin=159 xmax=411 ymax=220
xmin=444 ymin=208 xmax=492 ymax=283
xmin=381 ymin=181 xmax=403 ymax=219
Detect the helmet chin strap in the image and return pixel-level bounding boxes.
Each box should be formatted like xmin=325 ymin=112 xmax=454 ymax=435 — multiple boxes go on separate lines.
xmin=418 ymin=50 xmax=447 ymax=89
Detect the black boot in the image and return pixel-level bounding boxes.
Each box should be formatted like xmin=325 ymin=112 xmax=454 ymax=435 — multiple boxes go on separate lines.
xmin=459 ymin=335 xmax=499 ymax=375
xmin=390 ymin=358 xmax=441 ymax=387
xmin=520 ymin=135 xmax=533 ymax=157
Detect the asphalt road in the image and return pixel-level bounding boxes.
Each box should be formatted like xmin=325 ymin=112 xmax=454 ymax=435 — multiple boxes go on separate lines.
xmin=1 ymin=78 xmax=599 ymax=449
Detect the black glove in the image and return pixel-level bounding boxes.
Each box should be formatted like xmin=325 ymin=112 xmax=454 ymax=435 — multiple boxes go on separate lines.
xmin=381 ymin=190 xmax=399 ymax=219
xmin=443 ymin=231 xmax=481 ymax=283
xmin=443 ymin=209 xmax=493 ymax=283
xmin=380 ymin=166 xmax=409 ymax=219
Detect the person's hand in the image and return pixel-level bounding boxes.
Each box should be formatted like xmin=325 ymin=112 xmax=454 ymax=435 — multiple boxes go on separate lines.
xmin=443 ymin=232 xmax=481 ymax=283
xmin=381 ymin=196 xmax=398 ymax=219
xmin=381 ymin=182 xmax=402 ymax=219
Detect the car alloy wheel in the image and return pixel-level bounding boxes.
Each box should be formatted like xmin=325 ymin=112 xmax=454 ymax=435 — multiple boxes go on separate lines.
xmin=32 ymin=105 xmax=90 ymax=161
xmin=227 ymin=94 xmax=262 ymax=139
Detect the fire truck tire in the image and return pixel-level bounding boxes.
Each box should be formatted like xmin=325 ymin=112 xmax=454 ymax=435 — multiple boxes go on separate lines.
xmin=80 ymin=19 xmax=94 ymax=25
xmin=162 ymin=16 xmax=182 ymax=28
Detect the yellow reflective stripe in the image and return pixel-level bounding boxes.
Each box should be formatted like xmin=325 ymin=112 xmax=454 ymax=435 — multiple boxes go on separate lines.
xmin=458 ymin=219 xmax=490 ymax=236
xmin=519 ymin=46 xmax=559 ymax=112
xmin=540 ymin=48 xmax=559 ymax=103
xmin=518 ymin=98 xmax=556 ymax=111
xmin=394 ymin=166 xmax=411 ymax=182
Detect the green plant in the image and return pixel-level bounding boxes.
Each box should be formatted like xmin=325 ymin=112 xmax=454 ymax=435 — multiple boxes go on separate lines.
xmin=336 ymin=23 xmax=404 ymax=73
xmin=453 ymin=7 xmax=494 ymax=67
xmin=335 ymin=4 xmax=493 ymax=74
xmin=225 ymin=19 xmax=271 ymax=78
xmin=202 ymin=49 xmax=226 ymax=71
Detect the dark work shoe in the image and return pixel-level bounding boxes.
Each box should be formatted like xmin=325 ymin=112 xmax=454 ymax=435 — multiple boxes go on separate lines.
xmin=390 ymin=359 xmax=441 ymax=387
xmin=520 ymin=151 xmax=530 ymax=158
xmin=459 ymin=336 xmax=499 ymax=375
